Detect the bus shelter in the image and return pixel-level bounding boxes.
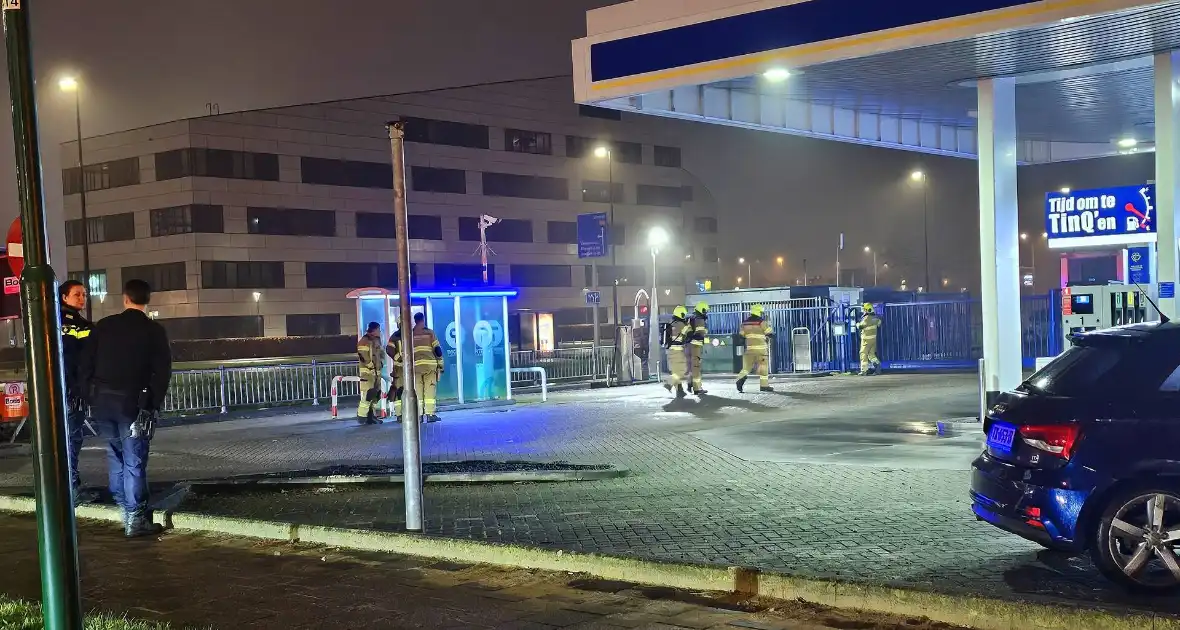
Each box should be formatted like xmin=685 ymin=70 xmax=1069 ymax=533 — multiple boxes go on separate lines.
xmin=346 ymin=288 xmax=516 ymax=405
xmin=572 ymin=0 xmax=1180 ymax=401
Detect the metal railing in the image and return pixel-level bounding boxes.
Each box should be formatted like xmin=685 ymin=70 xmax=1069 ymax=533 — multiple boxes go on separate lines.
xmin=510 ymin=346 xmax=611 ymax=385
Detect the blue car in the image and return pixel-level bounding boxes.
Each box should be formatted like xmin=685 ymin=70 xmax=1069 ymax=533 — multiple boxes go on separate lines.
xmin=971 ymin=321 xmax=1180 ymax=593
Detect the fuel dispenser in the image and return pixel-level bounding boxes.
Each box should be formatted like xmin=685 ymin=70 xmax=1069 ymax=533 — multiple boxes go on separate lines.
xmin=1061 ymin=284 xmax=1152 ymax=342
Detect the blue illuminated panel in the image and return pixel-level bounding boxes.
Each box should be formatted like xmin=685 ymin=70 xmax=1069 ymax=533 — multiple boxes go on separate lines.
xmin=590 ymin=0 xmax=1042 ymax=82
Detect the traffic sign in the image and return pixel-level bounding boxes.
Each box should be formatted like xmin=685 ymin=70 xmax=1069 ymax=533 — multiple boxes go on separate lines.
xmin=576 ymin=212 xmax=609 ymax=259
xmin=585 ymin=290 xmax=601 ymax=305
xmin=5 ymin=218 xmax=21 ymax=277
xmin=1161 ymin=282 xmax=1176 ymax=299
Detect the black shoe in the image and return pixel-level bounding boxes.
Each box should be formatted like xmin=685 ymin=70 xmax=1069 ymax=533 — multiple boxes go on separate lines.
xmin=695 ymin=387 xmax=708 ymax=396
xmin=736 ymin=376 xmax=747 ymax=393
xmin=73 ymin=488 xmax=99 ymax=508
xmin=760 ymin=386 xmax=775 ymax=392
xmin=675 ymin=385 xmax=686 ymax=398
xmin=125 ymin=511 xmax=164 ymax=539
xmin=663 ymin=382 xmax=673 ymax=393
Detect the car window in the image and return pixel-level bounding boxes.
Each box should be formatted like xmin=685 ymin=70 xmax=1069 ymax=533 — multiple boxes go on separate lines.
xmin=1161 ymin=365 xmax=1180 ymax=392
xmin=1022 ymin=344 xmax=1122 ymax=397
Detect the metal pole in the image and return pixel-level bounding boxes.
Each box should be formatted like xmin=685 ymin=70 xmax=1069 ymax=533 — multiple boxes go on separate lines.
xmin=3 ymin=1 xmax=84 ymax=627
xmin=649 ymin=247 xmax=660 ymax=378
xmin=387 ymin=121 xmax=423 ymax=532
xmin=978 ymin=358 xmax=987 ymax=422
xmin=873 ymin=251 xmax=878 ymax=287
xmin=608 ymin=152 xmax=620 ymax=328
xmin=803 ymin=258 xmax=808 ymax=286
xmin=836 ymin=244 xmax=841 ymax=286
xmin=73 ymin=87 xmax=91 ymax=320
xmin=591 ymin=267 xmax=601 ymax=380
xmin=923 ymin=182 xmax=931 ymax=293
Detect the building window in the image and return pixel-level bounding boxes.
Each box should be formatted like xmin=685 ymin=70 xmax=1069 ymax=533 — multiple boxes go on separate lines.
xmin=305 ymin=262 xmax=400 ymax=289
xmin=578 ymin=105 xmax=622 ymax=121
xmin=434 ymin=263 xmax=493 ymax=287
xmin=654 ymin=146 xmax=682 ymax=168
xmin=511 ymin=264 xmax=572 ymax=287
xmin=300 ymin=156 xmax=392 ymax=189
xmin=403 ymin=117 xmax=489 ymax=149
xmin=247 ymin=207 xmax=336 ymax=237
xmin=566 ymin=136 xmax=595 ymax=159
xmin=155 ymin=148 xmax=279 ymax=182
xmin=482 ymin=172 xmax=568 ymax=200
xmin=703 ymin=246 xmax=719 ymax=262
xmin=637 ymin=184 xmax=685 ymax=208
xmin=610 ymin=224 xmax=626 ymax=246
xmin=694 ymin=217 xmax=719 ymax=234
xmin=598 ymin=265 xmax=646 ymax=286
xmin=122 ymin=262 xmax=187 ymax=292
xmin=581 ymin=180 xmax=624 ymax=204
xmin=150 ymin=205 xmax=224 ymax=237
xmin=286 ymin=314 xmax=341 ymax=337
xmin=546 ymin=221 xmax=578 ymax=244
xmin=201 ymin=261 xmax=285 ymax=289
xmin=160 ymin=316 xmax=263 ymax=341
xmin=411 ymin=166 xmax=466 ymax=194
xmin=458 ymin=217 xmax=533 ymax=243
xmin=62 ymin=157 xmax=141 ymax=195
xmin=504 ymin=129 xmax=552 ymax=155
xmin=67 ymin=269 xmax=108 ymax=300
xmin=584 ymin=265 xmax=594 ymax=287
xmin=66 ymin=213 xmax=136 ymax=246
xmin=355 ymin=213 xmax=443 ymax=241
xmin=611 ymin=141 xmax=642 ymax=164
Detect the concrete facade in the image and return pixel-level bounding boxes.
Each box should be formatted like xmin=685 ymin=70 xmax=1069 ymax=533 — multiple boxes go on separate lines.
xmin=60 ymin=78 xmax=719 ymax=340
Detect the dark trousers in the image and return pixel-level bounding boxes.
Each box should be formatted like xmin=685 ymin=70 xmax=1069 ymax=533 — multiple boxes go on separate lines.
xmin=91 ymin=393 xmax=150 ymax=515
xmin=66 ymin=405 xmax=85 ymax=493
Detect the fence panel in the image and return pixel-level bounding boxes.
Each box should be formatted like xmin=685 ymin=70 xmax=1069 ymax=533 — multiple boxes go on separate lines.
xmin=878 ymin=300 xmax=979 ymax=370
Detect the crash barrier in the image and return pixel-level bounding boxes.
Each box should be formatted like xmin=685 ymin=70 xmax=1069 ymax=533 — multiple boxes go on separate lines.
xmin=510 ymin=367 xmax=548 ymax=402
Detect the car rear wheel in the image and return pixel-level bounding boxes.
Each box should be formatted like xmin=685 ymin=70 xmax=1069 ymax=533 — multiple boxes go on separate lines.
xmin=1091 ymin=486 xmax=1180 ymax=593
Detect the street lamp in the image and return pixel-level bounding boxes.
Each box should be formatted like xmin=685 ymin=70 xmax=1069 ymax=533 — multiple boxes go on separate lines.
xmin=776 ymin=256 xmax=784 ymax=266
xmin=60 ymin=74 xmax=93 ymax=319
xmin=863 ymin=246 xmax=878 ymax=286
xmin=910 ymin=169 xmax=931 ymax=292
xmin=1020 ymin=232 xmax=1037 ymax=286
xmin=647 ymin=226 xmax=669 ymax=377
xmin=738 ymin=257 xmax=752 ymax=287
xmin=594 ymin=145 xmax=620 ymax=326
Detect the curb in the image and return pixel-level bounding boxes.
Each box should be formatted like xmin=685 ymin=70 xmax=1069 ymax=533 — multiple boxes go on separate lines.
xmin=0 ymin=495 xmax=1175 ymax=630
xmin=187 ymin=467 xmax=630 ymax=486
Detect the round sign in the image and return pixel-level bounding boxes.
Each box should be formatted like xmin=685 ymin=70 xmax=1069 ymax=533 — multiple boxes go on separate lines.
xmin=6 ymin=218 xmax=22 ymax=277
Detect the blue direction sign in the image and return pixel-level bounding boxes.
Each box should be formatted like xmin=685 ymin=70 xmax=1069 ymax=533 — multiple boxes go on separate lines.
xmin=1128 ymin=246 xmax=1152 ymax=285
xmin=577 ymin=212 xmax=609 ymax=259
xmin=585 ymin=290 xmax=601 ymax=305
xmin=1045 ymin=184 xmax=1156 ymax=249
xmin=1162 ymin=282 xmax=1176 ymax=300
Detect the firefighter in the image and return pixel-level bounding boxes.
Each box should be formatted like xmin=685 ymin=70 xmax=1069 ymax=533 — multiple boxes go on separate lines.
xmin=857 ymin=303 xmax=882 ymax=376
xmin=357 ymin=321 xmax=385 ymax=425
xmin=662 ymin=305 xmax=691 ymax=398
xmin=736 ymin=304 xmax=774 ymax=392
xmin=385 ymin=318 xmax=404 ymax=422
xmin=411 ymin=312 xmax=444 ymax=422
xmin=687 ymin=301 xmax=709 ymax=395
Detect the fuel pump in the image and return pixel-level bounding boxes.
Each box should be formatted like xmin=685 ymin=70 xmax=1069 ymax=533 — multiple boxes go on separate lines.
xmin=1061 ymin=283 xmax=1152 ymax=343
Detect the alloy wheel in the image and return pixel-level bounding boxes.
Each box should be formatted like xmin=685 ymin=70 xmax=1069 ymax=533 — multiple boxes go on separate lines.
xmin=1106 ymin=493 xmax=1180 ymax=588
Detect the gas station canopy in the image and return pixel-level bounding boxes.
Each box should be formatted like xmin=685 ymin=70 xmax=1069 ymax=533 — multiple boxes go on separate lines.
xmin=573 ymin=0 xmax=1180 ymax=163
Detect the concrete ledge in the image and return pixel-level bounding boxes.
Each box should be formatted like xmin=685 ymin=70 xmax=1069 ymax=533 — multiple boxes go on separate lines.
xmin=1 ymin=498 xmax=1177 ymax=630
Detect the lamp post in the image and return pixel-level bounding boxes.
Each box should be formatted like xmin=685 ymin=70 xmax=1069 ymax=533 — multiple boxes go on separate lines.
xmin=864 ymin=246 xmax=878 ymax=287
xmin=911 ymin=170 xmax=931 ymax=293
xmin=59 ymin=75 xmax=91 ymax=320
xmin=738 ymin=257 xmax=752 ymax=287
xmin=648 ymin=226 xmax=668 ymax=377
xmin=594 ymin=146 xmax=620 ymax=326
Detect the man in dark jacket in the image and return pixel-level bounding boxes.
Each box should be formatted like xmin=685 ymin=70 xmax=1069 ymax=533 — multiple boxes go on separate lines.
xmin=58 ymin=279 xmax=93 ymax=504
xmin=79 ymin=279 xmax=172 ymax=538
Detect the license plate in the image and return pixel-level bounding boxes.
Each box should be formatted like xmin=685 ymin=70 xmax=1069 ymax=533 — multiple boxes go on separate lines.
xmin=987 ymin=422 xmax=1016 ymax=452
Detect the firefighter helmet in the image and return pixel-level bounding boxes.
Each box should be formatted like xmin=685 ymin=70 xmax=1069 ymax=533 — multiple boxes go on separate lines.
xmin=863 ymin=302 xmax=875 ymax=314
xmin=750 ymin=304 xmax=765 ymax=317
xmin=694 ymin=301 xmax=709 ymax=315
xmin=673 ymin=305 xmax=688 ymax=319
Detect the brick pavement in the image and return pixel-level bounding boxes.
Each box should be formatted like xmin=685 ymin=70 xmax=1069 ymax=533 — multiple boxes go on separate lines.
xmin=2 ymin=374 xmax=1176 ymax=618
xmin=0 ymin=513 xmax=967 ymax=629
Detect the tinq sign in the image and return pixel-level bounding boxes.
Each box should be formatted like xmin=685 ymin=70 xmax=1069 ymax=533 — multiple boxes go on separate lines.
xmin=1045 ymin=184 xmax=1156 ymax=249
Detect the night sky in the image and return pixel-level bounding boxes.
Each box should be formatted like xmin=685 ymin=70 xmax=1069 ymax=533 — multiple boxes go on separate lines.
xmin=0 ymin=0 xmax=1153 ymax=292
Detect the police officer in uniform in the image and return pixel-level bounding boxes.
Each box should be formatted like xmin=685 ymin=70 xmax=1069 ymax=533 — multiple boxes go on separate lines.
xmin=662 ymin=305 xmax=691 ymax=398
xmin=356 ymin=321 xmax=385 ymax=424
xmin=857 ymin=303 xmax=882 ymax=376
xmin=736 ymin=304 xmax=775 ymax=392
xmin=59 ymin=279 xmax=94 ymax=504
xmin=385 ymin=318 xmax=404 ymax=422
xmin=687 ymin=302 xmax=709 ymax=396
xmin=411 ymin=312 xmax=444 ymax=422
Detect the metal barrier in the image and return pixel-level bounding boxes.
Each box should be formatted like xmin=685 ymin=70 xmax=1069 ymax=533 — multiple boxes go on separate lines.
xmin=329 ymin=374 xmax=389 ymax=419
xmin=790 ymin=327 xmax=813 ymax=372
xmin=510 ymin=367 xmax=548 ymax=402
xmin=510 ymin=347 xmax=611 ymax=384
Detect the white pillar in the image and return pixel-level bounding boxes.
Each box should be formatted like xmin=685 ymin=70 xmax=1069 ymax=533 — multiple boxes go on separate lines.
xmin=977 ymin=78 xmax=1023 ymax=398
xmin=1155 ymin=52 xmax=1180 ymax=319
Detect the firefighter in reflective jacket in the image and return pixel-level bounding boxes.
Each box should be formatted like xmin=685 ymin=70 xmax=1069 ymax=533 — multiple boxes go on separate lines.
xmin=357 ymin=321 xmax=385 ymax=424
xmin=385 ymin=320 xmax=404 ymax=422
xmin=662 ymin=305 xmax=691 ymax=398
xmin=857 ymin=303 xmax=882 ymax=376
xmin=687 ymin=302 xmax=709 ymax=395
xmin=411 ymin=312 xmax=444 ymax=422
xmin=736 ymin=304 xmax=774 ymax=393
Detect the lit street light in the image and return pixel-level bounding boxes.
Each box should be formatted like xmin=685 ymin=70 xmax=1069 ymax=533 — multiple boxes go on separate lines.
xmin=738 ymin=257 xmax=752 ymax=287
xmin=60 ymin=74 xmax=93 ymax=319
xmin=864 ymin=246 xmax=878 ymax=286
xmin=776 ymin=256 xmax=784 ymax=266
xmin=910 ymin=169 xmax=931 ymax=292
xmin=594 ymin=145 xmax=620 ymax=326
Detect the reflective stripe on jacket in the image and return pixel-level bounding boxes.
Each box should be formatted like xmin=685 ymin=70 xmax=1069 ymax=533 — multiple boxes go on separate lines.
xmin=740 ymin=317 xmax=773 ymax=352
xmin=858 ymin=314 xmax=881 ymax=341
xmin=358 ymin=336 xmax=383 ymax=372
xmin=688 ymin=316 xmax=708 ymax=346
xmin=412 ymin=326 xmax=443 ymax=370
xmin=667 ymin=319 xmax=689 ymax=347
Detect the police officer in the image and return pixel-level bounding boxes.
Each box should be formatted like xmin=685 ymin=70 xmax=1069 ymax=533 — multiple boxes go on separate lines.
xmin=411 ymin=312 xmax=444 ymax=422
xmin=687 ymin=302 xmax=709 ymax=396
xmin=385 ymin=318 xmax=404 ymax=422
xmin=662 ymin=305 xmax=691 ymax=398
xmin=857 ymin=302 xmax=882 ymax=376
xmin=357 ymin=322 xmax=385 ymax=425
xmin=59 ymin=279 xmax=93 ymax=505
xmin=78 ymin=279 xmax=172 ymax=538
xmin=736 ymin=304 xmax=774 ymax=393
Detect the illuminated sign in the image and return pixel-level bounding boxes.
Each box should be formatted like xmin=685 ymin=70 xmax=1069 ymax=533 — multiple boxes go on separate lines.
xmin=1046 ymin=184 xmax=1156 ymax=249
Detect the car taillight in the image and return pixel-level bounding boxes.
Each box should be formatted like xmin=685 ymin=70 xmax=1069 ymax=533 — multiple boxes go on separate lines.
xmin=1018 ymin=424 xmax=1080 ymax=459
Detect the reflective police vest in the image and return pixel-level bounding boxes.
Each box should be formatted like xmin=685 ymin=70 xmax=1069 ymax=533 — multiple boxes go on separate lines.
xmin=740 ymin=317 xmax=773 ymax=352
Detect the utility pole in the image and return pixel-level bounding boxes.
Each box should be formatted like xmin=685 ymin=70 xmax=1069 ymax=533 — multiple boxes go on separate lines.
xmin=387 ymin=121 xmax=423 ymax=532
xmin=3 ymin=1 xmax=84 ymax=628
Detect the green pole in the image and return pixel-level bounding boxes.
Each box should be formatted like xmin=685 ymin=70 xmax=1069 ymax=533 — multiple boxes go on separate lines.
xmin=2 ymin=1 xmax=85 ymax=628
